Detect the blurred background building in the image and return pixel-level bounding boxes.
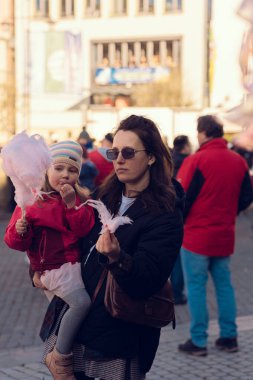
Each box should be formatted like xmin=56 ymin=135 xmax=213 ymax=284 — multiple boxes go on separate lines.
xmin=0 ymin=0 xmax=15 ymax=141
xmin=0 ymin=0 xmax=248 ymax=145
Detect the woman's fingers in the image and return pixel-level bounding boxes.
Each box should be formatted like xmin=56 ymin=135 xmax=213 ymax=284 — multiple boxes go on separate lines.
xmin=96 ymin=229 xmax=120 ymax=260
xmin=96 ymin=230 xmax=112 ymax=253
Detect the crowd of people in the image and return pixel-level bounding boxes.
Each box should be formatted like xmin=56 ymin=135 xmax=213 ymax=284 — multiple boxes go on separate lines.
xmin=3 ymin=114 xmax=253 ymax=379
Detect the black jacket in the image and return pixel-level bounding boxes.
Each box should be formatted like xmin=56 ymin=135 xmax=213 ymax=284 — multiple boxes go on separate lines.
xmin=172 ymin=151 xmax=189 ymax=177
xmin=76 ymin=179 xmax=184 ymax=373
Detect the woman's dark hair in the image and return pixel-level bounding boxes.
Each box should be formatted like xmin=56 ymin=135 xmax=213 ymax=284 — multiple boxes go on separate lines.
xmin=197 ymin=115 xmax=224 ymax=138
xmin=98 ymin=114 xmax=176 ymax=214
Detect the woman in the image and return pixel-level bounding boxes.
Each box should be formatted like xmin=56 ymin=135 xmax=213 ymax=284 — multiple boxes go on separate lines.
xmin=39 ymin=115 xmax=184 ymax=380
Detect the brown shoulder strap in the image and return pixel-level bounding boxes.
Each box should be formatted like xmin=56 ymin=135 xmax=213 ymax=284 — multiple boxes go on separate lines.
xmin=92 ymin=268 xmax=108 ymax=303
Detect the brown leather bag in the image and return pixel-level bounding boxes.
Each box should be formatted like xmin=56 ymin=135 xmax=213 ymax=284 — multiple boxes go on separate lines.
xmin=94 ymin=270 xmax=176 ymax=329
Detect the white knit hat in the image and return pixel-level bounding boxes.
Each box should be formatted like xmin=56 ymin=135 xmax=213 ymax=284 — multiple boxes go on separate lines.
xmin=50 ymin=140 xmax=83 ymax=173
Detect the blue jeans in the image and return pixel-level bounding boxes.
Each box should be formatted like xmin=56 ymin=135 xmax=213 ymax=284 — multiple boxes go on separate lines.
xmin=181 ymin=247 xmax=237 ymax=347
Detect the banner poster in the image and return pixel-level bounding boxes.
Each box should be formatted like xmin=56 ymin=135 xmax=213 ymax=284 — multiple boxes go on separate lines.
xmin=30 ymin=31 xmax=45 ymax=94
xmin=30 ymin=31 xmax=82 ymax=94
xmin=45 ymin=31 xmax=65 ymax=93
xmin=95 ymin=66 xmax=170 ymax=85
xmin=64 ymin=32 xmax=82 ymax=94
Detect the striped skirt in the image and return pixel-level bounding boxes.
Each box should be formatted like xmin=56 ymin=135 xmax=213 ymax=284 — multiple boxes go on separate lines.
xmin=42 ymin=304 xmax=145 ymax=380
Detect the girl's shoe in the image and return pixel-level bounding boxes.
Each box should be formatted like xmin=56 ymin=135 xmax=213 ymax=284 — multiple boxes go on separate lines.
xmin=45 ymin=347 xmax=76 ymax=380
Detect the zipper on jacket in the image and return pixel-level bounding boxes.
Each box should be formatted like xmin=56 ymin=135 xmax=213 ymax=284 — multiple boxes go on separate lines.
xmin=39 ymin=230 xmax=47 ymax=271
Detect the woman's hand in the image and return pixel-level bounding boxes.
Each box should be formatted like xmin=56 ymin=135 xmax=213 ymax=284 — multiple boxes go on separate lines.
xmin=15 ymin=218 xmax=28 ymax=235
xmin=96 ymin=229 xmax=121 ymax=263
xmin=33 ymin=271 xmax=48 ymax=289
xmin=60 ymin=184 xmax=76 ymax=209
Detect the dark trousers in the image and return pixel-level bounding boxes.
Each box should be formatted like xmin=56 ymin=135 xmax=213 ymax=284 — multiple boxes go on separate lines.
xmin=171 ymin=254 xmax=185 ymax=302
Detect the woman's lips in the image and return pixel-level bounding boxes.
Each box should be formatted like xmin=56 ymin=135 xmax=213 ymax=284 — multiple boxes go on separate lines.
xmin=116 ymin=168 xmax=127 ymax=174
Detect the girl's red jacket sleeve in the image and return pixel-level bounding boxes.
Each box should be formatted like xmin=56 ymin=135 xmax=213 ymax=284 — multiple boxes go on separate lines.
xmin=65 ymin=203 xmax=95 ymax=237
xmin=4 ymin=206 xmax=34 ymax=251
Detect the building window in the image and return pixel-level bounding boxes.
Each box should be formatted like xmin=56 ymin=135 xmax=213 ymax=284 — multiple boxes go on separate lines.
xmin=94 ymin=40 xmax=181 ymax=70
xmin=34 ymin=0 xmax=49 ymax=18
xmin=165 ymin=0 xmax=182 ymax=12
xmin=92 ymin=39 xmax=181 ymax=86
xmin=61 ymin=0 xmax=75 ymax=17
xmin=111 ymin=0 xmax=127 ymax=16
xmin=84 ymin=0 xmax=101 ymax=17
xmin=138 ymin=0 xmax=154 ymax=14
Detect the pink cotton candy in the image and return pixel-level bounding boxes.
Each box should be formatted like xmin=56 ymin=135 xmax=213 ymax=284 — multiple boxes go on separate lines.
xmin=1 ymin=131 xmax=52 ymax=210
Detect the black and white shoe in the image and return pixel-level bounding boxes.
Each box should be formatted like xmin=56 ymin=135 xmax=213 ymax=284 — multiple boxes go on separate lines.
xmin=178 ymin=339 xmax=208 ymax=357
xmin=215 ymin=337 xmax=239 ymax=353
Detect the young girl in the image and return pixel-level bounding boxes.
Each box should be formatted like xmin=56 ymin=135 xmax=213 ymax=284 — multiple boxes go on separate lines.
xmin=4 ymin=140 xmax=95 ymax=380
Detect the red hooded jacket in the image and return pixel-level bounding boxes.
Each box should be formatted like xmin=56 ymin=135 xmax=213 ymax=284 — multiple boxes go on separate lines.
xmin=177 ymin=138 xmax=253 ymax=256
xmin=4 ymin=194 xmax=94 ymax=272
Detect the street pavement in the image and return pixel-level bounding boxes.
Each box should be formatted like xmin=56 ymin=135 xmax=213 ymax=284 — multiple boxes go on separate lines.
xmin=0 ymin=209 xmax=252 ymax=379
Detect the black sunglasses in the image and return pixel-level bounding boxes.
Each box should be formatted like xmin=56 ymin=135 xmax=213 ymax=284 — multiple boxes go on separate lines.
xmin=106 ymin=147 xmax=147 ymax=160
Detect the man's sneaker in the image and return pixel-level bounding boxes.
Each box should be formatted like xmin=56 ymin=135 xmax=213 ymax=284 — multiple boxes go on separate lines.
xmin=178 ymin=339 xmax=207 ymax=357
xmin=215 ymin=337 xmax=239 ymax=353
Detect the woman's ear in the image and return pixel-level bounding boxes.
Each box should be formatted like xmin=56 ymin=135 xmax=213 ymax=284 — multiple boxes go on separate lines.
xmin=148 ymin=155 xmax=156 ymax=166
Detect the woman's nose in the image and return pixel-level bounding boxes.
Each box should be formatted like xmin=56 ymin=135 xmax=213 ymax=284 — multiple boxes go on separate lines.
xmin=116 ymin=151 xmax=125 ymax=162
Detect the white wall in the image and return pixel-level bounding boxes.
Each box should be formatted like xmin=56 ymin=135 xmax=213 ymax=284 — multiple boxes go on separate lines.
xmin=210 ymin=0 xmax=248 ymax=108
xmin=86 ymin=107 xmax=200 ymax=148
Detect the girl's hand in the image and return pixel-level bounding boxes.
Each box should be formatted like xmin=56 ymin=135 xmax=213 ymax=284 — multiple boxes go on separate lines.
xmin=60 ymin=184 xmax=76 ymax=208
xmin=33 ymin=272 xmax=47 ymax=289
xmin=96 ymin=229 xmax=121 ymax=263
xmin=15 ymin=218 xmax=28 ymax=235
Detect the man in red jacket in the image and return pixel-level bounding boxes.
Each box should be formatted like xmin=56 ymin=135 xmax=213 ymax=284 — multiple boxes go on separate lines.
xmin=177 ymin=115 xmax=253 ymax=356
xmin=89 ymin=133 xmax=114 ymax=187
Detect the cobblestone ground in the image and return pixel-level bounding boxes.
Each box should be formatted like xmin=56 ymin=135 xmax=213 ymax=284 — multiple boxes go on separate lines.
xmin=0 ymin=209 xmax=252 ymax=379
xmin=148 ymin=316 xmax=253 ymax=380
xmin=0 ymin=214 xmax=48 ymax=350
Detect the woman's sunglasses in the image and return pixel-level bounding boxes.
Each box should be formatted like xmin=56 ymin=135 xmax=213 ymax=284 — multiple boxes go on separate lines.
xmin=106 ymin=147 xmax=146 ymax=160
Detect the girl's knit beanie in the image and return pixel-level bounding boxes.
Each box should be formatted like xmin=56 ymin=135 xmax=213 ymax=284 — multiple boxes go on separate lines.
xmin=50 ymin=140 xmax=83 ymax=173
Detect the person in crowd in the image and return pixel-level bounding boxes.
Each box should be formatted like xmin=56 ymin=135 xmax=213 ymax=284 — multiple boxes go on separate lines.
xmin=171 ymin=135 xmax=191 ymax=305
xmin=4 ymin=140 xmax=95 ymax=379
xmin=177 ymin=115 xmax=253 ymax=356
xmin=89 ymin=133 xmax=114 ymax=186
xmin=172 ymin=135 xmax=192 ymax=177
xmin=38 ymin=114 xmax=184 ymax=380
xmin=230 ymin=144 xmax=253 ymax=170
xmin=78 ymin=127 xmax=94 ymax=150
xmin=79 ymin=145 xmax=99 ymax=193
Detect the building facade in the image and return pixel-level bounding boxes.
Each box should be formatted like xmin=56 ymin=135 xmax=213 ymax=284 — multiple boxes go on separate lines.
xmin=13 ymin=0 xmax=246 ymax=141
xmin=0 ymin=0 xmax=15 ymax=142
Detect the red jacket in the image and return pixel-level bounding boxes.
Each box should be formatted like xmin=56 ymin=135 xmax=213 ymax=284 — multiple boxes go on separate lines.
xmin=177 ymin=138 xmax=253 ymax=256
xmin=4 ymin=195 xmax=95 ymax=272
xmin=89 ymin=148 xmax=114 ymax=186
